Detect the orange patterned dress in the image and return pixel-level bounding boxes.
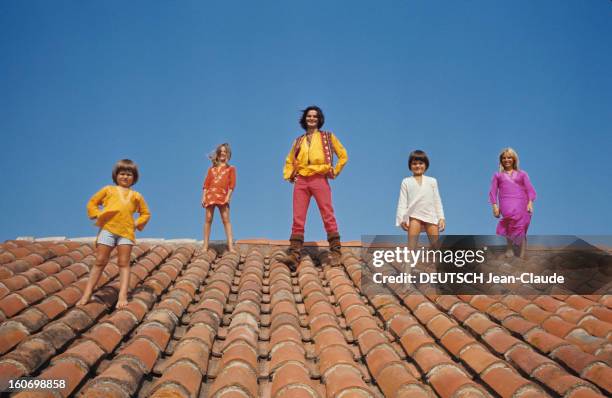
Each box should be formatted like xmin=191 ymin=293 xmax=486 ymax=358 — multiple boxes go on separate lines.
xmin=203 ymin=165 xmax=236 ymax=207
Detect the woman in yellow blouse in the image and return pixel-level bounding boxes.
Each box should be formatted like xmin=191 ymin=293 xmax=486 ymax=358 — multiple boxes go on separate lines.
xmin=279 ymin=106 xmax=348 ymax=269
xmin=78 ymin=159 xmax=151 ymax=308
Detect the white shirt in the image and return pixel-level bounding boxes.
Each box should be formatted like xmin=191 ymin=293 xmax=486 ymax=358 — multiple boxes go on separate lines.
xmin=396 ymin=176 xmax=445 ymax=226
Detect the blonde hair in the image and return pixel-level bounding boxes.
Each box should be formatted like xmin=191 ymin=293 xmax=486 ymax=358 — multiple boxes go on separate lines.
xmin=209 ymin=143 xmax=232 ymax=166
xmin=498 ymin=147 xmax=520 ymax=172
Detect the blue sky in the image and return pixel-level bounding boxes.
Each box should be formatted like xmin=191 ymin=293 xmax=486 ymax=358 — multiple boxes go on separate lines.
xmin=1 ymin=1 xmax=611 ymax=242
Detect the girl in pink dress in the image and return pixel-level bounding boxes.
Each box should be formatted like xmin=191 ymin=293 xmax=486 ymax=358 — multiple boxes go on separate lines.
xmin=489 ymin=148 xmax=536 ymax=258
xmin=201 ymin=143 xmax=236 ymax=253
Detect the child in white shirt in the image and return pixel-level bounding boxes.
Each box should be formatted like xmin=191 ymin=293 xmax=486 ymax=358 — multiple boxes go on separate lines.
xmin=396 ymin=150 xmax=445 ymax=248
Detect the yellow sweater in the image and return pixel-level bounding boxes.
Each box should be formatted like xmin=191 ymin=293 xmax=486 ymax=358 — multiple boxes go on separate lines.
xmin=283 ymin=131 xmax=348 ymax=180
xmin=86 ymin=185 xmax=151 ymax=241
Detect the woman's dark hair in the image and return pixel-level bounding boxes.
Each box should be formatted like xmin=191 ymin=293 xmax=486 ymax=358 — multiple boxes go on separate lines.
xmin=112 ymin=159 xmax=139 ymax=185
xmin=408 ymin=150 xmax=430 ymax=170
xmin=299 ymin=106 xmax=325 ymax=130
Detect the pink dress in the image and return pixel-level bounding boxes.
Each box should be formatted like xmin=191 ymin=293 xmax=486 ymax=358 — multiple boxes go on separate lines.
xmin=489 ymin=170 xmax=536 ymax=242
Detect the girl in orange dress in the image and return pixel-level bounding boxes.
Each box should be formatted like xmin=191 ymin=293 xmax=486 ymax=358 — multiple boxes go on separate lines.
xmin=201 ymin=143 xmax=236 ymax=252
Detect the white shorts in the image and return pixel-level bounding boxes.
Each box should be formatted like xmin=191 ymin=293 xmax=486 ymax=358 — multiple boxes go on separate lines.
xmin=97 ymin=229 xmax=134 ymax=247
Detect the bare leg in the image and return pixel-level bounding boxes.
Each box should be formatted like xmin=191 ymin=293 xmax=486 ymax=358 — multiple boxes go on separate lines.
xmin=202 ymin=206 xmax=214 ymax=252
xmin=219 ymin=205 xmax=235 ymax=252
xmin=404 ymin=218 xmax=424 ymax=273
xmin=407 ymin=218 xmax=423 ymax=250
xmin=424 ymin=222 xmax=440 ymax=249
xmin=505 ymin=238 xmax=514 ymax=257
xmin=518 ymin=236 xmax=527 ymax=259
xmin=78 ymin=244 xmax=113 ymax=306
xmin=116 ymin=245 xmax=132 ymax=308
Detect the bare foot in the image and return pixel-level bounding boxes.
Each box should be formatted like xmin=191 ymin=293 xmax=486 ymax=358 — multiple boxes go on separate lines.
xmin=201 ymin=245 xmax=208 ymax=253
xmin=228 ymin=247 xmax=237 ymax=253
xmin=76 ymin=297 xmax=90 ymax=306
xmin=116 ymin=298 xmax=129 ymax=308
xmin=504 ymin=249 xmax=514 ymax=258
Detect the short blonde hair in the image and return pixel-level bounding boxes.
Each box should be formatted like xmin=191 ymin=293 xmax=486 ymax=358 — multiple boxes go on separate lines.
xmin=498 ymin=147 xmax=519 ymax=172
xmin=209 ymin=143 xmax=232 ymax=166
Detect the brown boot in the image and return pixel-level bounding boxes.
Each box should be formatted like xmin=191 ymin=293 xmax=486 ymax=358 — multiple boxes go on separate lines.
xmin=278 ymin=234 xmax=303 ymax=271
xmin=327 ymin=232 xmax=342 ymax=267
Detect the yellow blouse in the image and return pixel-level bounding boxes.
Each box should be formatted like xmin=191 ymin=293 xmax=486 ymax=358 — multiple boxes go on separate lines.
xmin=86 ymin=185 xmax=151 ymax=241
xmin=283 ymin=131 xmax=348 ymax=180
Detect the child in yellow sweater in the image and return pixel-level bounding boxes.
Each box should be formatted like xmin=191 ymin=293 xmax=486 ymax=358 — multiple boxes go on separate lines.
xmin=78 ymin=159 xmax=151 ymax=308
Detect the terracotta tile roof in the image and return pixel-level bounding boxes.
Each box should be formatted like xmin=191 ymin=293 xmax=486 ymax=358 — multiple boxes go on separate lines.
xmin=0 ymin=238 xmax=610 ymax=397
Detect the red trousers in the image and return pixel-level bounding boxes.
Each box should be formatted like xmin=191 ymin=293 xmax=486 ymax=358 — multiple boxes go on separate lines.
xmin=292 ymin=174 xmax=338 ymax=236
